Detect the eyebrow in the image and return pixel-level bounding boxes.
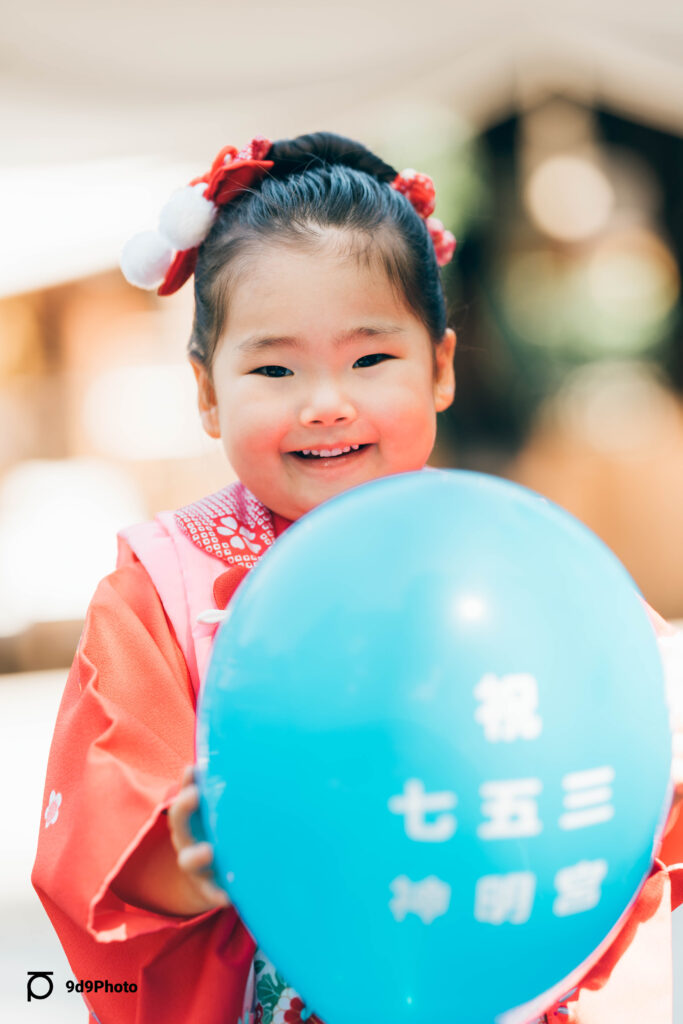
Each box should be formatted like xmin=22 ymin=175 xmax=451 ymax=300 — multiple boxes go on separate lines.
xmin=236 ymin=324 xmax=406 ymax=354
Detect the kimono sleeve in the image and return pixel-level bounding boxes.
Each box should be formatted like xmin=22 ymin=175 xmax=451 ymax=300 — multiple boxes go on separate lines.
xmin=32 ymin=556 xmax=201 ymax=941
xmin=31 ymin=555 xmax=256 ymax=1024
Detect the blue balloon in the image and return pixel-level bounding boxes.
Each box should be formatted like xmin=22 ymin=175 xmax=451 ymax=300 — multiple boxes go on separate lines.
xmin=196 ymin=470 xmax=671 ymax=1024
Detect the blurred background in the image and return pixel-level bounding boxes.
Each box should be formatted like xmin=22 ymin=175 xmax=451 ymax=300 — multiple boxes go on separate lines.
xmin=2 ymin=0 xmax=683 ymax=1020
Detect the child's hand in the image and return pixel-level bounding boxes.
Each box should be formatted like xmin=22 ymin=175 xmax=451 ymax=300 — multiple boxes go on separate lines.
xmin=168 ymin=765 xmax=231 ymax=912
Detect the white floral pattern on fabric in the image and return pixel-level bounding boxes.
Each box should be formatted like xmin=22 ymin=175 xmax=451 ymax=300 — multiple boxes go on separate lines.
xmin=273 ymin=987 xmax=312 ymax=1024
xmin=174 ymin=481 xmax=274 ymax=568
xmin=216 ymin=517 xmax=263 ymax=554
xmin=251 ymin=942 xmax=574 ymax=1024
xmin=253 ymin=948 xmax=319 ymax=1024
xmin=44 ymin=790 xmax=62 ymax=828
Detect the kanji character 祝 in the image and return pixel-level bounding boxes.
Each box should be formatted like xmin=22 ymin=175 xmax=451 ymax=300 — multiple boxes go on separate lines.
xmin=473 ymin=672 xmax=543 ymax=742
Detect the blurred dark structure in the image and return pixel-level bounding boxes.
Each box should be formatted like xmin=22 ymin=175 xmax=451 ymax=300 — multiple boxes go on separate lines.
xmin=434 ymin=96 xmax=683 ymax=618
xmin=440 ymin=97 xmax=683 ymax=464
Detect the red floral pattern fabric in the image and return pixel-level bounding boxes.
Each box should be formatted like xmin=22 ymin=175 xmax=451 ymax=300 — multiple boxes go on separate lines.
xmin=175 ymin=481 xmax=276 ymax=569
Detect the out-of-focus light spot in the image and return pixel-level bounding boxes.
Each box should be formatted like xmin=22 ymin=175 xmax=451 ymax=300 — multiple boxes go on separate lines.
xmin=83 ymin=363 xmax=215 ymax=460
xmin=455 ymin=595 xmax=487 ymax=623
xmin=500 ymin=225 xmax=678 ymax=359
xmin=586 ymin=227 xmax=680 ymax=329
xmin=525 ymin=155 xmax=614 ymax=243
xmin=522 ymin=100 xmax=595 ymax=155
xmin=549 ymin=362 xmax=680 ymax=455
xmin=502 ymin=250 xmax=571 ymax=350
xmin=0 ymin=459 xmax=146 ymax=636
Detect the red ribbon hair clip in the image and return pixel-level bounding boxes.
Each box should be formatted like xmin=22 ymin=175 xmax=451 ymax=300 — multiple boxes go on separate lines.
xmin=390 ymin=169 xmax=456 ymax=267
xmin=120 ymin=136 xmax=274 ymax=296
xmin=120 ymin=141 xmax=456 ymax=295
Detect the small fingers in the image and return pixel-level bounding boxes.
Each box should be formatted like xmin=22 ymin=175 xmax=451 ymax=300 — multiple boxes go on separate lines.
xmin=168 ymin=785 xmax=200 ymax=852
xmin=170 ymin=765 xmax=230 ymax=910
xmin=177 ymin=841 xmax=214 ymax=874
xmin=177 ymin=844 xmax=230 ymax=908
xmin=196 ymin=877 xmax=231 ymax=908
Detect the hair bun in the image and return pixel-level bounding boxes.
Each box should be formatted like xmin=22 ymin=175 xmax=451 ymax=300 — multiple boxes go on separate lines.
xmin=269 ymin=132 xmax=397 ymax=183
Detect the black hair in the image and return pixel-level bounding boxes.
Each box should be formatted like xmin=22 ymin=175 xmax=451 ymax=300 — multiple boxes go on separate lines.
xmin=189 ymin=131 xmax=449 ymax=369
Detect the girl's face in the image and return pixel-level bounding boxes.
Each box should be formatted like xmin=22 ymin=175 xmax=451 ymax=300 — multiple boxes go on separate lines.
xmin=192 ymin=236 xmax=456 ymax=522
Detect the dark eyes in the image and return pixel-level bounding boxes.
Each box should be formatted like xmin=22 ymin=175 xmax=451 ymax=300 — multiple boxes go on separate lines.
xmin=250 ymin=365 xmax=293 ymax=378
xmin=250 ymin=354 xmax=393 ymax=377
xmin=353 ymin=353 xmax=393 ymax=368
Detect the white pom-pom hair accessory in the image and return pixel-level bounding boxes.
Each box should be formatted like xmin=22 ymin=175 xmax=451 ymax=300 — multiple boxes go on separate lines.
xmin=120 ymin=230 xmax=175 ymax=291
xmin=159 ymin=183 xmax=217 ymax=250
xmin=119 ymin=137 xmax=274 ymax=296
xmin=120 ymin=185 xmax=217 ymax=291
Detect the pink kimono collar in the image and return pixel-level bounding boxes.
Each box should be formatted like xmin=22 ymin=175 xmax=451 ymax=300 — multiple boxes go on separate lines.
xmin=174 ymin=479 xmax=291 ymax=571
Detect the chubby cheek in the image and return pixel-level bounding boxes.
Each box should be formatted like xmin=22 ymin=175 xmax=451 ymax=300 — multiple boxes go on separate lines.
xmin=377 ymin=386 xmax=437 ymax=465
xmin=220 ymin=402 xmax=287 ymax=468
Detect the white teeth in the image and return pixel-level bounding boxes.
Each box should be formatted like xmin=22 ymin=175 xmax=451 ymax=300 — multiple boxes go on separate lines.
xmin=298 ymin=444 xmax=363 ymax=458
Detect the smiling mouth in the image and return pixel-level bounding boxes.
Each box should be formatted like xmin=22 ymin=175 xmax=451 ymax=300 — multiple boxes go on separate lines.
xmin=291 ymin=444 xmax=371 ymax=460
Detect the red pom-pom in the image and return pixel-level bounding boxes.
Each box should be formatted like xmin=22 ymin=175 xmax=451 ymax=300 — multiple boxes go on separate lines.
xmin=426 ymin=216 xmax=456 ymax=267
xmin=237 ymin=135 xmax=272 ymax=161
xmin=391 ymin=169 xmax=436 ymax=219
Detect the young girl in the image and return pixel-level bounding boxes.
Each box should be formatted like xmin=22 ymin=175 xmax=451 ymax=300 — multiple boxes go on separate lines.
xmin=32 ymin=132 xmax=683 ymax=1024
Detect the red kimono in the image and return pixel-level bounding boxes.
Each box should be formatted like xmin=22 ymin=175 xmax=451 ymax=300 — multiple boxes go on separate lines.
xmin=32 ymin=483 xmax=683 ymax=1024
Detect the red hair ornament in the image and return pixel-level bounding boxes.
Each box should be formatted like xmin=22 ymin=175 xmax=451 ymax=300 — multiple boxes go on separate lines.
xmin=120 ymin=141 xmax=456 ymax=294
xmin=390 ymin=168 xmax=456 ymax=267
xmin=426 ymin=217 xmax=456 ymax=267
xmin=120 ymin=137 xmax=274 ymax=297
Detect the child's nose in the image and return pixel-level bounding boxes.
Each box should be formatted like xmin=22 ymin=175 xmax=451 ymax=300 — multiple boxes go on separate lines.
xmin=299 ymin=380 xmax=357 ymax=427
